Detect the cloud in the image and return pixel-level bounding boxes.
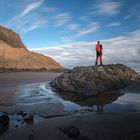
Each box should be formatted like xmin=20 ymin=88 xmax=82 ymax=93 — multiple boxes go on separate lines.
xmin=20 ymin=0 xmax=44 ymax=17
xmin=6 ymin=0 xmax=47 ymax=34
xmin=53 ymin=13 xmax=71 ymax=27
xmin=123 ymin=13 xmax=133 ymax=20
xmin=107 ymin=22 xmax=121 ymax=27
xmin=20 ymin=16 xmax=48 ymax=34
xmin=58 ymin=23 xmax=99 ymax=43
xmin=42 ymin=6 xmax=56 ymax=13
xmin=79 ymin=17 xmax=90 ymax=22
xmin=90 ymin=0 xmax=123 ymax=16
xmin=7 ymin=13 xmax=47 ymax=35
xmin=31 ymin=29 xmax=140 ymax=69
xmin=66 ymin=23 xmax=80 ymax=30
xmin=72 ymin=23 xmax=100 ymax=38
xmin=124 ymin=2 xmax=140 ymax=20
xmin=30 ymin=42 xmax=94 ymax=68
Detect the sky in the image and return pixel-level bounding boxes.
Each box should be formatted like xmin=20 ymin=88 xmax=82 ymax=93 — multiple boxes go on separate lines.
xmin=0 ymin=0 xmax=140 ymax=70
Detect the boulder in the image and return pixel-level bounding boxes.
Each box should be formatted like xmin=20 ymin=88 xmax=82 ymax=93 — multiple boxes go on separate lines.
xmin=59 ymin=126 xmax=80 ymax=138
xmin=0 ymin=114 xmax=9 ymax=126
xmin=50 ymin=64 xmax=140 ymax=97
xmin=23 ymin=113 xmax=34 ymax=124
xmin=0 ymin=113 xmax=9 ymax=134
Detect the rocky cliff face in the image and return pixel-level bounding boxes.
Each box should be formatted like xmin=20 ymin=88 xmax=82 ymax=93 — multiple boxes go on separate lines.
xmin=0 ymin=25 xmax=26 ymax=49
xmin=0 ymin=25 xmax=63 ymax=71
xmin=50 ymin=64 xmax=140 ymax=96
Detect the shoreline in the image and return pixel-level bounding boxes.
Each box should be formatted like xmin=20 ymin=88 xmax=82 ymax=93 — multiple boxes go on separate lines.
xmin=1 ymin=111 xmax=140 ymax=140
xmin=0 ymin=68 xmax=67 ymax=73
xmin=0 ymin=72 xmax=140 ymax=139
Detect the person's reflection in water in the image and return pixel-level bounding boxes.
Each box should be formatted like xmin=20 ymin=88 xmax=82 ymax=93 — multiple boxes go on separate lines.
xmin=95 ymin=105 xmax=104 ymax=113
xmin=94 ymin=93 xmax=105 ymax=113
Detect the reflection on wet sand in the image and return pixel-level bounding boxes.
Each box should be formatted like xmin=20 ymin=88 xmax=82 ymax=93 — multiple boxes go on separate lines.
xmin=58 ymin=91 xmax=124 ymax=112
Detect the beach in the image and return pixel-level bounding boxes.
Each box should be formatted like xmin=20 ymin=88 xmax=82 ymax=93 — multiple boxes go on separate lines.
xmin=0 ymin=72 xmax=140 ymax=140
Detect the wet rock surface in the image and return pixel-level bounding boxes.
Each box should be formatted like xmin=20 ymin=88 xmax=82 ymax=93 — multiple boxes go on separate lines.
xmin=23 ymin=113 xmax=34 ymax=124
xmin=50 ymin=64 xmax=140 ymax=97
xmin=0 ymin=114 xmax=9 ymax=134
xmin=0 ymin=114 xmax=9 ymax=126
xmin=59 ymin=126 xmax=90 ymax=140
xmin=59 ymin=126 xmax=80 ymax=138
xmin=0 ymin=111 xmax=35 ymax=135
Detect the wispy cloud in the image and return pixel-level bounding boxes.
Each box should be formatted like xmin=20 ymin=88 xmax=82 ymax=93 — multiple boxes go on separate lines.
xmin=31 ymin=29 xmax=140 ymax=69
xmin=7 ymin=13 xmax=47 ymax=35
xmin=20 ymin=16 xmax=48 ymax=34
xmin=42 ymin=6 xmax=56 ymax=13
xmin=66 ymin=23 xmax=80 ymax=30
xmin=79 ymin=16 xmax=90 ymax=22
xmin=20 ymin=0 xmax=44 ymax=17
xmin=6 ymin=0 xmax=46 ymax=34
xmin=123 ymin=14 xmax=133 ymax=20
xmin=107 ymin=22 xmax=121 ymax=27
xmin=59 ymin=23 xmax=99 ymax=43
xmin=124 ymin=2 xmax=140 ymax=20
xmin=53 ymin=13 xmax=71 ymax=27
xmin=90 ymin=0 xmax=123 ymax=16
xmin=73 ymin=23 xmax=100 ymax=38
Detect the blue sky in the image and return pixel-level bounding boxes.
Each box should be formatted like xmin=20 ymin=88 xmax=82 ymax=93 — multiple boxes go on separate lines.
xmin=0 ymin=0 xmax=140 ymax=69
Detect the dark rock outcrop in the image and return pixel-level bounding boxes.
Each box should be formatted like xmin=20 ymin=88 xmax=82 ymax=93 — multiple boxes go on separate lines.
xmin=50 ymin=64 xmax=140 ymax=97
xmin=0 ymin=114 xmax=9 ymax=134
xmin=59 ymin=126 xmax=80 ymax=138
xmin=0 ymin=114 xmax=9 ymax=126
xmin=0 ymin=25 xmax=63 ymax=71
xmin=23 ymin=113 xmax=34 ymax=123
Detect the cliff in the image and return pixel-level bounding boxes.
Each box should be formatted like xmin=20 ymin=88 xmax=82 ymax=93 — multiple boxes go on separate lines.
xmin=0 ymin=25 xmax=63 ymax=71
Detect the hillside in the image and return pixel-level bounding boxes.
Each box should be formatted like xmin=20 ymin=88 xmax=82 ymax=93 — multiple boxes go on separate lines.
xmin=0 ymin=25 xmax=63 ymax=71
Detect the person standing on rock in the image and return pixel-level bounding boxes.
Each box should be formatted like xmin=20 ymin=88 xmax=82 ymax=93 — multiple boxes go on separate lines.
xmin=95 ymin=41 xmax=103 ymax=65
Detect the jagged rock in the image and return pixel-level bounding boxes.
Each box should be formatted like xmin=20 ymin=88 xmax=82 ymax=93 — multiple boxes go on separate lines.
xmin=50 ymin=64 xmax=140 ymax=97
xmin=23 ymin=113 xmax=34 ymax=124
xmin=59 ymin=126 xmax=80 ymax=138
xmin=0 ymin=25 xmax=63 ymax=71
xmin=16 ymin=111 xmax=27 ymax=117
xmin=0 ymin=114 xmax=9 ymax=126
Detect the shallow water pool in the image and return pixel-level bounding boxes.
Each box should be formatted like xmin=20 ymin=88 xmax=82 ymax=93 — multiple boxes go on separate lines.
xmin=16 ymin=82 xmax=140 ymax=114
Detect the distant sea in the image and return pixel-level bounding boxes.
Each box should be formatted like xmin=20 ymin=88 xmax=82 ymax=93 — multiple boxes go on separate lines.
xmin=126 ymin=63 xmax=140 ymax=74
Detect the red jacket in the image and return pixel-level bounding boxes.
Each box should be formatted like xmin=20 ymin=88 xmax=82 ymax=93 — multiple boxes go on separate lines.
xmin=96 ymin=44 xmax=103 ymax=52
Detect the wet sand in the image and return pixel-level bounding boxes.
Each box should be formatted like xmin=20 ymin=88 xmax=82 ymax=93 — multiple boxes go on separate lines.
xmin=0 ymin=72 xmax=61 ymax=104
xmin=0 ymin=72 xmax=140 ymax=140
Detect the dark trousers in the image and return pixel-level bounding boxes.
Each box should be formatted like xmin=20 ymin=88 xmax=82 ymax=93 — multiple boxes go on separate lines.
xmin=95 ymin=51 xmax=102 ymax=65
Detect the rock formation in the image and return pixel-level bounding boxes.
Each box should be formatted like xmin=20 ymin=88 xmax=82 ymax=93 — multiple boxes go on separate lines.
xmin=0 ymin=25 xmax=63 ymax=71
xmin=50 ymin=64 xmax=140 ymax=96
xmin=0 ymin=25 xmax=26 ymax=49
xmin=0 ymin=113 xmax=9 ymax=134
